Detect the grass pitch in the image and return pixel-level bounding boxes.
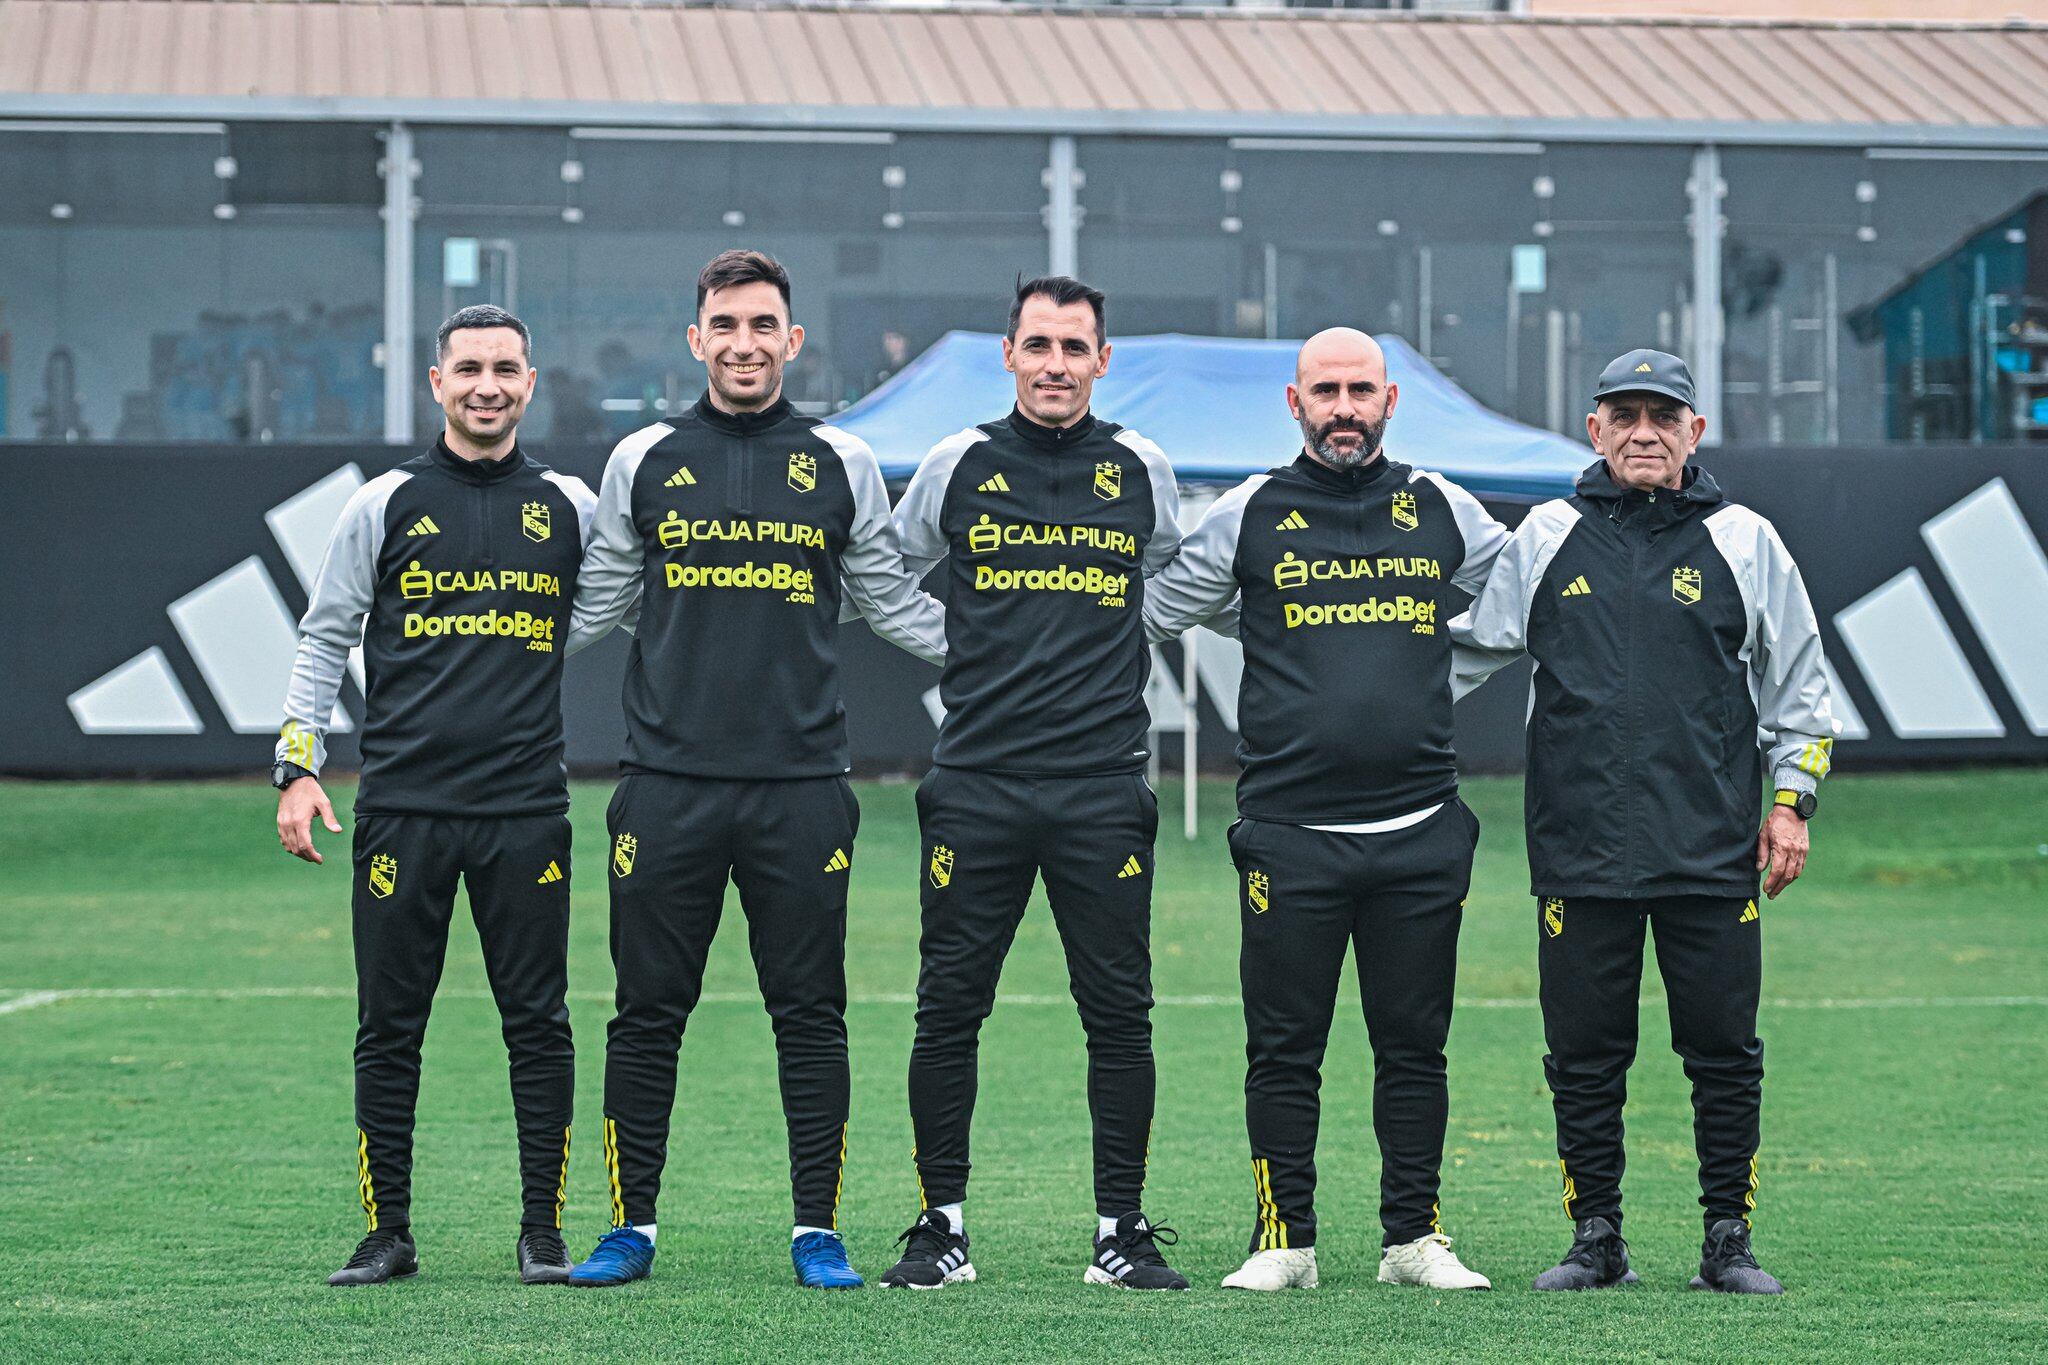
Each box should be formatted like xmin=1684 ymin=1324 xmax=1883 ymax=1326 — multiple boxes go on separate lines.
xmin=1 ymin=770 xmax=2043 ymax=1362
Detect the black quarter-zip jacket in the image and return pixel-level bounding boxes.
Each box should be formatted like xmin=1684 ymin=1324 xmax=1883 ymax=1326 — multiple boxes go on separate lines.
xmin=1454 ymin=461 xmax=1841 ymax=899
xmin=569 ymin=395 xmax=945 ymax=779
xmin=893 ymin=407 xmax=1182 ymax=775
xmin=1145 ymin=453 xmax=1507 ymax=823
xmin=278 ymin=439 xmax=596 ymax=815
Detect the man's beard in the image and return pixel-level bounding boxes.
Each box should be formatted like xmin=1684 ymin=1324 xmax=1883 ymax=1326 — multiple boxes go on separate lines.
xmin=1302 ymin=414 xmax=1386 ymax=468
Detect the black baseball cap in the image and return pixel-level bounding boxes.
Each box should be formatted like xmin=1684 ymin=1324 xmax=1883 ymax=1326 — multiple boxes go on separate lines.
xmin=1592 ymin=349 xmax=1697 ymax=410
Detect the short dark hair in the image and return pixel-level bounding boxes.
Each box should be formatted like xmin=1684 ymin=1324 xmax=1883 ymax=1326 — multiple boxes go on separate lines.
xmin=437 ymin=305 xmax=531 ymax=363
xmin=697 ymin=249 xmax=791 ymax=314
xmin=1007 ymin=274 xmax=1106 ymax=347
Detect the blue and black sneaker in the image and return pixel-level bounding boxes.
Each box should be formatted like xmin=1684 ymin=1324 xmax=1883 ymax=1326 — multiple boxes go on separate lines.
xmin=568 ymin=1225 xmax=655 ymax=1287
xmin=792 ymin=1231 xmax=865 ymax=1289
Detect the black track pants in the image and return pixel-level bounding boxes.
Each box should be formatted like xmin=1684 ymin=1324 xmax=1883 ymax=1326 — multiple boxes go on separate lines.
xmin=1230 ymin=802 xmax=1476 ymax=1251
xmin=1536 ymin=894 xmax=1764 ymax=1232
xmin=908 ymin=767 xmax=1159 ymax=1217
xmin=600 ymin=773 xmax=858 ymax=1230
xmin=350 ymin=812 xmax=574 ymax=1234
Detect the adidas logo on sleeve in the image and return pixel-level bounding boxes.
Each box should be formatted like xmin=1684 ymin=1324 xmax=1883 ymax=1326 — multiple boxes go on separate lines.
xmin=406 ymin=516 xmax=440 ymax=537
xmin=978 ymin=473 xmax=1011 ymax=494
xmin=1276 ymin=510 xmax=1308 ymax=531
xmin=1561 ymin=575 xmax=1591 ymax=598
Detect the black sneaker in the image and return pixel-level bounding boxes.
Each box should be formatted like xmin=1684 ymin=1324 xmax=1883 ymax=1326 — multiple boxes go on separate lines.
xmin=327 ymin=1229 xmax=419 ymax=1286
xmin=518 ymin=1229 xmax=573 ymax=1284
xmin=1086 ymin=1213 xmax=1190 ymax=1291
xmin=1691 ymin=1218 xmax=1784 ymax=1295
xmin=879 ymin=1210 xmax=975 ymax=1288
xmin=1531 ymin=1216 xmax=1638 ymax=1291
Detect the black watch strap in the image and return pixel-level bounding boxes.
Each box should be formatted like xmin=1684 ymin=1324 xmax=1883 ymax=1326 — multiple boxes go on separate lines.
xmin=272 ymin=761 xmax=314 ymax=791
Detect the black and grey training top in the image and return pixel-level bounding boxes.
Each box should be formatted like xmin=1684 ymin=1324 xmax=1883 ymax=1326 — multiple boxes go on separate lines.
xmin=1453 ymin=461 xmax=1841 ymax=900
xmin=1145 ymin=453 xmax=1506 ymax=825
xmin=568 ymin=394 xmax=945 ymax=780
xmin=894 ymin=407 xmax=1181 ymax=776
xmin=276 ymin=439 xmax=596 ymax=816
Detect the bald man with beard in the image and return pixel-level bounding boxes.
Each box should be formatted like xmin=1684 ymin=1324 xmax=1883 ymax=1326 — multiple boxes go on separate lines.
xmin=1145 ymin=330 xmax=1508 ymax=1292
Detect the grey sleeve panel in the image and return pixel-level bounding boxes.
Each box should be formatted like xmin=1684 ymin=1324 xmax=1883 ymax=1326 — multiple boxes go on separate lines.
xmin=818 ymin=423 xmax=948 ymax=666
xmin=1119 ymin=428 xmax=1184 ymax=578
xmin=1143 ymin=474 xmax=1263 ymax=644
xmin=1413 ymin=468 xmax=1511 ymax=595
xmin=566 ymin=423 xmax=669 ymax=657
xmin=1449 ymin=498 xmax=1580 ymax=701
xmin=276 ymin=469 xmax=409 ymax=774
xmin=543 ymin=470 xmax=599 ymax=548
xmin=892 ymin=427 xmax=984 ymax=580
xmin=1705 ymin=504 xmax=1841 ymax=793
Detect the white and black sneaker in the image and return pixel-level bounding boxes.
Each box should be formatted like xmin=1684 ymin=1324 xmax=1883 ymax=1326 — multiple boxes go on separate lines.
xmin=879 ymin=1209 xmax=975 ymax=1288
xmin=1086 ymin=1213 xmax=1191 ymax=1291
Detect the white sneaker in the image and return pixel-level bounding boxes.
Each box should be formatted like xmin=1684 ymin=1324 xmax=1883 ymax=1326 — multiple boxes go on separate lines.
xmin=1377 ymin=1233 xmax=1492 ymax=1290
xmin=1220 ymin=1247 xmax=1319 ymax=1291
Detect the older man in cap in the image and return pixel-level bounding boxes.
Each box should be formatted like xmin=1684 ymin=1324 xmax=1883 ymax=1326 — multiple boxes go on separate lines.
xmin=1454 ymin=349 xmax=1841 ymax=1295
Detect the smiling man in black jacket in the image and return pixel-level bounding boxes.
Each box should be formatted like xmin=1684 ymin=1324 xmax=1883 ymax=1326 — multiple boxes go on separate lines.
xmin=878 ymin=276 xmax=1188 ymax=1292
xmin=563 ymin=251 xmax=945 ymax=1291
xmin=1144 ymin=328 xmax=1507 ymax=1294
xmin=1455 ymin=349 xmax=1841 ymax=1296
xmin=275 ymin=305 xmax=594 ymax=1288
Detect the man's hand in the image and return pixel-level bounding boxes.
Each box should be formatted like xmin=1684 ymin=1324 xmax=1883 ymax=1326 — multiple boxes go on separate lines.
xmin=1756 ymin=805 xmax=1809 ymax=899
xmin=278 ymin=777 xmax=343 ymax=864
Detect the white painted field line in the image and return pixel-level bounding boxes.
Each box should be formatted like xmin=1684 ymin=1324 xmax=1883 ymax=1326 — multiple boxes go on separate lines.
xmin=0 ymin=986 xmax=2043 ymax=1018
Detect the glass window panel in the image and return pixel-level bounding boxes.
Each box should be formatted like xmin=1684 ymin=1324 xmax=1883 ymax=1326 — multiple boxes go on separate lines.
xmin=1077 ymin=136 xmax=1696 ymax=438
xmin=0 ymin=126 xmax=384 ymax=442
xmin=412 ymin=128 xmax=1048 ymax=444
xmin=1721 ymin=147 xmax=2048 ymax=444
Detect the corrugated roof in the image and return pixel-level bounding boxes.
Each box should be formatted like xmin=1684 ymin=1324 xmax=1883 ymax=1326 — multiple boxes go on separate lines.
xmin=1 ymin=0 xmax=2043 ymax=145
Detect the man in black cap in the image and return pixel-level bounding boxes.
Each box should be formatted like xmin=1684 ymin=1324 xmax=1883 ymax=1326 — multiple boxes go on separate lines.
xmin=1454 ymin=349 xmax=1841 ymax=1295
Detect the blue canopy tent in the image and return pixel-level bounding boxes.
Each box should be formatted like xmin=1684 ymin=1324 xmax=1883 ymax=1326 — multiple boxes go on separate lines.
xmin=832 ymin=331 xmax=1587 ymax=502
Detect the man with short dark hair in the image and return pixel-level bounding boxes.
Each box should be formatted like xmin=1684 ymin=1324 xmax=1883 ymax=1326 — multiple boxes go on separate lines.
xmin=275 ymin=304 xmax=594 ymax=1287
xmin=1455 ymin=349 xmax=1840 ymax=1295
xmin=564 ymin=250 xmax=945 ymax=1289
xmin=878 ymin=275 xmax=1188 ymax=1291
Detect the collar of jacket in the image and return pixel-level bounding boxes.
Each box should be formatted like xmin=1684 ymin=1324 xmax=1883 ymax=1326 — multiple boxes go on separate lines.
xmin=1290 ymin=450 xmax=1396 ymax=495
xmin=1575 ymin=458 xmax=1722 ymax=527
xmin=1006 ymin=405 xmax=1098 ymax=449
xmin=431 ymin=436 xmax=524 ymax=484
xmin=693 ymin=392 xmax=794 ymax=436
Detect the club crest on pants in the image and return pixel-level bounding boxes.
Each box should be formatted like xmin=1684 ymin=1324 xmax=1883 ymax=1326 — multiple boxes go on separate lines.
xmin=368 ymin=853 xmax=397 ymax=900
xmin=929 ymin=844 xmax=954 ymax=889
xmin=612 ymin=832 xmax=637 ymax=878
xmin=1543 ymin=897 xmax=1564 ymax=938
xmin=1246 ymin=869 xmax=1270 ymax=913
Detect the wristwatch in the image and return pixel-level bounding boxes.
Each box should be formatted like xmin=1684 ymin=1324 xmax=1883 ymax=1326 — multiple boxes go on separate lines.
xmin=272 ymin=761 xmax=314 ymax=791
xmin=1773 ymin=788 xmax=1816 ymax=820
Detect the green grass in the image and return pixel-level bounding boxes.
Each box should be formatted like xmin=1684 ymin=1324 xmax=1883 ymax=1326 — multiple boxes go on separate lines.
xmin=0 ymin=771 xmax=2043 ymax=1362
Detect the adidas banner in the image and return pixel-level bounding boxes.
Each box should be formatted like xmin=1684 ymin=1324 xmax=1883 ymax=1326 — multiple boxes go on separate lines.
xmin=2 ymin=442 xmax=2043 ymax=775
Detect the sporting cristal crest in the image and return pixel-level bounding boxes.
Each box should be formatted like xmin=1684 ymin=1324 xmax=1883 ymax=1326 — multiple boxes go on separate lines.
xmin=368 ymin=853 xmax=397 ymax=900
xmin=929 ymin=844 xmax=954 ymax=889
xmin=1391 ymin=490 xmax=1419 ymax=532
xmin=1247 ymin=870 xmax=1270 ymax=913
xmin=1672 ymin=566 xmax=1702 ymax=605
xmin=521 ymin=501 xmax=551 ymax=543
xmin=612 ymin=832 xmax=637 ymax=878
xmin=788 ymin=452 xmax=817 ymax=493
xmin=1093 ymin=462 xmax=1121 ymax=501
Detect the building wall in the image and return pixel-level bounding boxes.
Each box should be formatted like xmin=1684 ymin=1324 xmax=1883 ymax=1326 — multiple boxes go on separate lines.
xmin=1528 ymin=0 xmax=2048 ymax=19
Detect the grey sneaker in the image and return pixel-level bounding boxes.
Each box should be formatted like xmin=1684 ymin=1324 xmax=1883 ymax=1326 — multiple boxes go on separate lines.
xmin=1690 ymin=1218 xmax=1784 ymax=1295
xmin=1531 ymin=1216 xmax=1639 ymax=1291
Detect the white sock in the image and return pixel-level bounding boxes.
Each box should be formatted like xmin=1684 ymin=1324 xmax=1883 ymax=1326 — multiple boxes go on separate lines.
xmin=1098 ymin=1215 xmax=1122 ymax=1239
xmin=792 ymin=1225 xmax=838 ymax=1241
xmin=934 ymin=1202 xmax=964 ymax=1236
xmin=632 ymin=1222 xmax=656 ymax=1244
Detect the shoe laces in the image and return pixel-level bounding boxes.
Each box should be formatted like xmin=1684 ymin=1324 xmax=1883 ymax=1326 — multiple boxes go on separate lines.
xmin=1705 ymin=1223 xmax=1760 ymax=1271
xmin=523 ymin=1229 xmax=568 ymax=1265
xmin=1411 ymin=1232 xmax=1459 ymax=1263
xmin=1562 ymin=1226 xmax=1627 ymax=1271
xmin=1112 ymin=1219 xmax=1180 ymax=1267
xmin=589 ymin=1225 xmax=646 ymax=1262
xmin=343 ymin=1230 xmax=405 ymax=1270
xmin=794 ymin=1231 xmax=849 ymax=1267
xmin=895 ymin=1214 xmax=954 ymax=1261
